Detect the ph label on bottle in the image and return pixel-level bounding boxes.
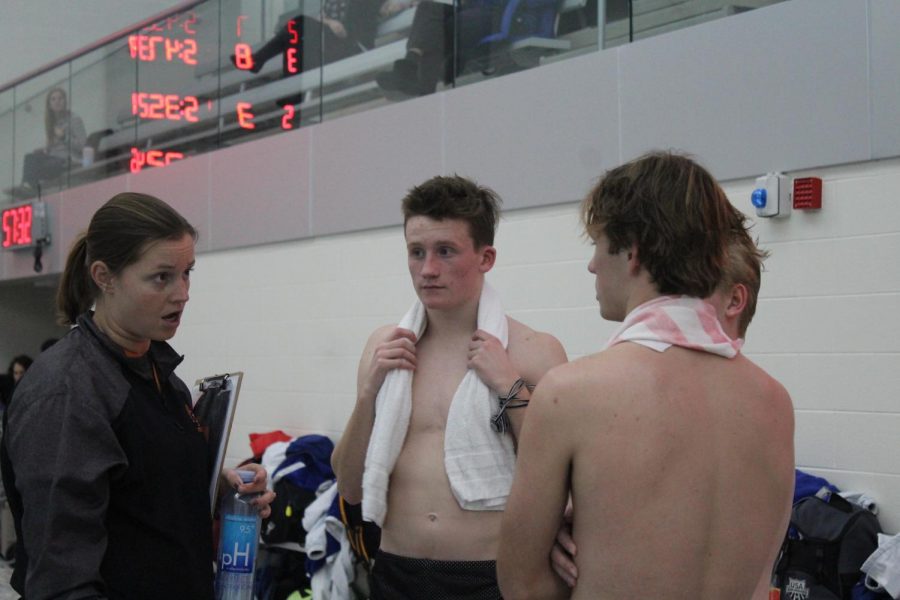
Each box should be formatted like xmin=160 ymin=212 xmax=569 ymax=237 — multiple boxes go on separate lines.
xmin=219 ymin=514 xmax=258 ymax=573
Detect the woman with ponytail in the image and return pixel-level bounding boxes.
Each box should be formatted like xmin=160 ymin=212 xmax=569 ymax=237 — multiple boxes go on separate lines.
xmin=1 ymin=192 xmax=273 ymax=599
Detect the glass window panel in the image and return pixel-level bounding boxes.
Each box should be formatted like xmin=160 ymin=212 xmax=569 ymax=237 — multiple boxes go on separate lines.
xmin=315 ymin=0 xmax=390 ymax=123
xmin=553 ymin=0 xmax=598 ymax=55
xmin=69 ymin=39 xmax=138 ymax=185
xmin=359 ymin=0 xmax=450 ymax=103
xmin=376 ymin=0 xmax=600 ymax=97
xmin=216 ymin=0 xmax=311 ymax=145
xmin=293 ymin=1 xmax=327 ymax=126
xmin=10 ymin=65 xmax=73 ymax=199
xmin=453 ymin=0 xmax=566 ymax=86
xmin=0 ymin=0 xmax=795 ymax=198
xmin=0 ymin=89 xmax=15 ymax=202
xmin=602 ymin=0 xmax=630 ymax=48
xmin=604 ymin=0 xmax=788 ymax=49
xmin=131 ymin=3 xmax=220 ymax=175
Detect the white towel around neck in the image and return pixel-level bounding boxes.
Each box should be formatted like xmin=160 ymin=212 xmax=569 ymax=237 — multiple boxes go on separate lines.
xmin=361 ymin=282 xmax=515 ymax=526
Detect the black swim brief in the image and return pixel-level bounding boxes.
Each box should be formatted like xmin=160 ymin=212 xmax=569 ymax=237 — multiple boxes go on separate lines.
xmin=369 ymin=550 xmax=502 ymax=600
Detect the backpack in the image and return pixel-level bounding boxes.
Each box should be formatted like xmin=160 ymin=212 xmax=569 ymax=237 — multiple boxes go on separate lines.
xmin=773 ymin=491 xmax=881 ymax=600
xmin=261 ymin=476 xmax=317 ymax=547
xmin=261 ymin=435 xmax=336 ymax=548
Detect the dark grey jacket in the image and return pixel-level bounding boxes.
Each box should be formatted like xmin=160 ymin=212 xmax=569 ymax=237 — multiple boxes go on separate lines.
xmin=1 ymin=313 xmax=213 ymax=599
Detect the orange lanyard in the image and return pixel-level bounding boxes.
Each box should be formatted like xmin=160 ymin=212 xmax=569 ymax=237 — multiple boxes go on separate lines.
xmin=150 ymin=361 xmax=163 ymax=394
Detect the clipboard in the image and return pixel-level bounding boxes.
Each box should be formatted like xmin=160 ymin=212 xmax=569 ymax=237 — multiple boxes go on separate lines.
xmin=191 ymin=372 xmax=244 ymax=515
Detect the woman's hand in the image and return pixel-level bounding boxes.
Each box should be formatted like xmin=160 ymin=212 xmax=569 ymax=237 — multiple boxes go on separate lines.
xmin=223 ymin=464 xmax=276 ymax=519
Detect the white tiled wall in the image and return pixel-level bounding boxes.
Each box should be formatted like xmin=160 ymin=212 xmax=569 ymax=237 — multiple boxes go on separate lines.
xmin=175 ymin=157 xmax=900 ymax=533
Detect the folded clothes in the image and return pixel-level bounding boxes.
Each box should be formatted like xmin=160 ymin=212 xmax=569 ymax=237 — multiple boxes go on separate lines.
xmin=862 ymin=533 xmax=900 ymax=599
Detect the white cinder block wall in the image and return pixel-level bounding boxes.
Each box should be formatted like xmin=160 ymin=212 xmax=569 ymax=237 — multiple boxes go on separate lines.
xmin=175 ymin=156 xmax=900 ymax=534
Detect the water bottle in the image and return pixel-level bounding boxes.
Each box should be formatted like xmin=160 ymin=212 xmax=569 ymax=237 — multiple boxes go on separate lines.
xmin=216 ymin=470 xmax=261 ymax=600
xmin=81 ymin=146 xmax=95 ymax=167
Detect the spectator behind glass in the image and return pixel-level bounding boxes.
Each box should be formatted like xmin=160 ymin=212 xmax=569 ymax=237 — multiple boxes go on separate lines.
xmin=233 ymin=0 xmax=384 ymax=80
xmin=14 ymin=87 xmax=87 ymax=196
xmin=0 ymin=192 xmax=274 ymax=599
xmin=7 ymin=355 xmax=33 ymax=387
xmin=375 ymin=0 xmax=504 ymax=98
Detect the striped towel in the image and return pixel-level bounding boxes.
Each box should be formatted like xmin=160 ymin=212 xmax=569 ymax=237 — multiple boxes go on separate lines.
xmin=605 ymin=295 xmax=742 ymax=357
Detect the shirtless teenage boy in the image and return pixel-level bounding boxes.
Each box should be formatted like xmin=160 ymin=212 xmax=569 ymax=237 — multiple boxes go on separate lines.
xmin=332 ymin=175 xmax=567 ymax=599
xmin=548 ymin=224 xmax=777 ymax=592
xmin=497 ymin=152 xmax=795 ymax=599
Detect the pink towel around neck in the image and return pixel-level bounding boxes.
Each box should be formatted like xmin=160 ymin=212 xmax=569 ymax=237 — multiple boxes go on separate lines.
xmin=604 ymin=295 xmax=743 ymax=358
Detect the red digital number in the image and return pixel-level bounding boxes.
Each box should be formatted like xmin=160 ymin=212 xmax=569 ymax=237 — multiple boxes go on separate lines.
xmin=233 ymin=43 xmax=254 ymax=70
xmin=2 ymin=210 xmax=14 ymax=248
xmin=132 ymin=93 xmax=200 ymax=122
xmin=1 ymin=206 xmax=33 ymax=248
xmin=181 ymin=38 xmax=198 ymax=65
xmin=128 ymin=35 xmax=164 ymax=61
xmin=165 ymin=38 xmax=183 ymax=62
xmin=147 ymin=93 xmax=165 ymax=119
xmin=143 ymin=12 xmax=196 ymax=35
xmin=236 ymin=15 xmax=248 ymax=38
xmin=182 ymin=13 xmax=197 ymax=35
xmin=183 ymin=96 xmax=200 ymax=121
xmin=17 ymin=206 xmax=32 ymax=246
xmin=130 ymin=148 xmax=185 ymax=173
xmin=130 ymin=148 xmax=146 ymax=173
xmin=237 ymin=102 xmax=256 ymax=129
xmin=286 ymin=47 xmax=299 ymax=74
xmin=164 ymin=94 xmax=182 ymax=120
xmin=144 ymin=17 xmax=176 ymax=33
xmin=288 ymin=20 xmax=300 ymax=44
xmin=282 ymin=105 xmax=297 ymax=130
xmin=146 ymin=150 xmax=166 ymax=168
xmin=129 ymin=34 xmax=196 ymax=64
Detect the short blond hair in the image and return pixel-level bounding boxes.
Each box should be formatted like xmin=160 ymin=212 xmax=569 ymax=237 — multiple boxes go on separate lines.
xmin=719 ymin=231 xmax=769 ymax=337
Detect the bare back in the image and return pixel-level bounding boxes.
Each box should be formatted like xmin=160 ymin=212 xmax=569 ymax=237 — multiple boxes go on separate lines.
xmin=566 ymin=343 xmax=794 ymax=599
xmin=381 ymin=318 xmax=564 ymax=560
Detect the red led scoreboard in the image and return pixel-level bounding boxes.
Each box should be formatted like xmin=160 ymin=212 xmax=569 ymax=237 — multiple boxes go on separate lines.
xmin=127 ymin=11 xmax=299 ymax=174
xmin=1 ymin=202 xmax=49 ymax=250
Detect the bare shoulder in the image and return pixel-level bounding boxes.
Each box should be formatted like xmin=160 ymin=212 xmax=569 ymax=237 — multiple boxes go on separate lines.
xmin=736 ymin=355 xmax=795 ymax=421
xmin=358 ymin=324 xmax=402 ymax=366
xmin=366 ymin=324 xmax=400 ymax=348
xmin=533 ymin=345 xmax=642 ymax=411
xmin=506 ymin=317 xmax=567 ymax=370
xmin=523 ymin=356 xmax=614 ymax=436
xmin=733 ymin=354 xmax=792 ymax=399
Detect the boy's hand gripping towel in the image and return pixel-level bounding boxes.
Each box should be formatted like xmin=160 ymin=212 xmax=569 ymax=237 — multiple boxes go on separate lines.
xmin=362 ymin=283 xmax=515 ymax=526
xmin=605 ymin=295 xmax=743 ymax=357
